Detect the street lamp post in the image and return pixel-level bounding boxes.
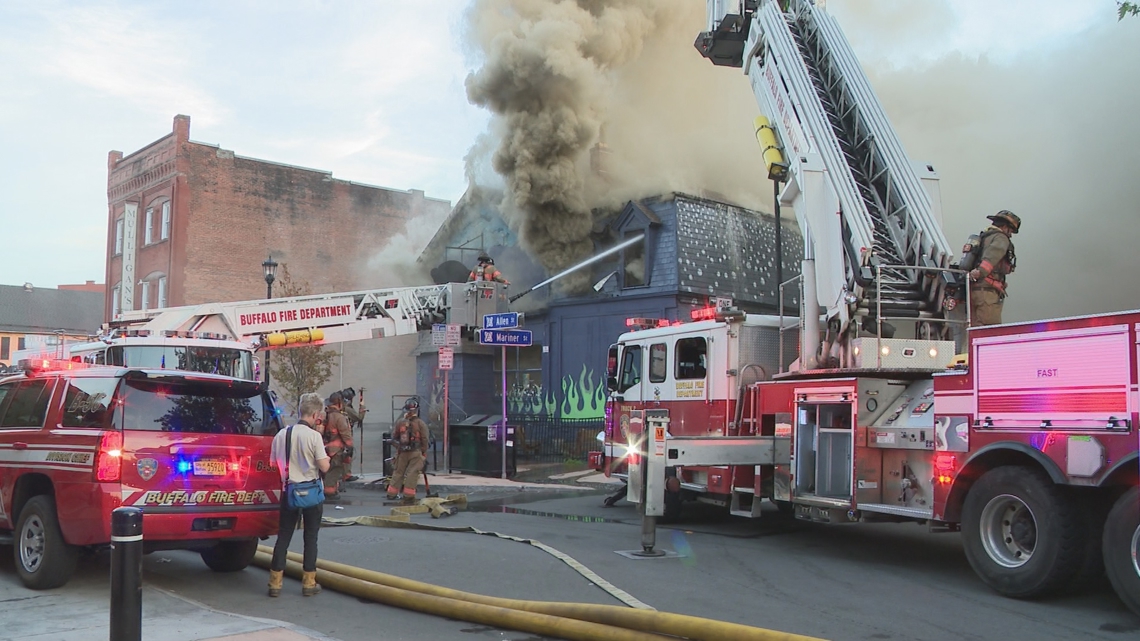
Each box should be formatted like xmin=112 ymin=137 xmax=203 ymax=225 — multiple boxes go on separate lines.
xmin=262 ymin=255 xmax=278 ymax=386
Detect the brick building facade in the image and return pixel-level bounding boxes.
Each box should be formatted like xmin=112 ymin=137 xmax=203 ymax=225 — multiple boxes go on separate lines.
xmin=105 ymin=114 xmax=450 ymax=316
xmin=105 ymin=115 xmax=453 ymax=429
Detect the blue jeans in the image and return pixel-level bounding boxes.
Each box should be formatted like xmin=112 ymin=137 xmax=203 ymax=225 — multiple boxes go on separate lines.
xmin=270 ymin=500 xmax=322 ymax=572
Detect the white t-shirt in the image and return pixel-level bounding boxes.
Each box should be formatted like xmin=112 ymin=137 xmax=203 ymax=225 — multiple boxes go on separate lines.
xmin=270 ymin=422 xmax=329 ymax=485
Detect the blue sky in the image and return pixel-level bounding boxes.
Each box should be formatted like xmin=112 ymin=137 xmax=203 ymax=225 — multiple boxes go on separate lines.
xmin=0 ymin=0 xmax=1136 ymax=322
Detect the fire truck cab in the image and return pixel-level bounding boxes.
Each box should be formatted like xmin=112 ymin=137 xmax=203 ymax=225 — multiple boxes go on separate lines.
xmin=0 ymin=359 xmax=285 ymax=589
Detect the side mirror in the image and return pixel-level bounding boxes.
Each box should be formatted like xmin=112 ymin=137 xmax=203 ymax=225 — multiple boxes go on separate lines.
xmin=606 ymin=376 xmax=618 ymax=392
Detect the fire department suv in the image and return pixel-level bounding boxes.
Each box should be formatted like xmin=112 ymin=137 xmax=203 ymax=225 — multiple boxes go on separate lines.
xmin=594 ymin=308 xmax=1140 ymax=615
xmin=0 ymin=359 xmax=284 ymax=589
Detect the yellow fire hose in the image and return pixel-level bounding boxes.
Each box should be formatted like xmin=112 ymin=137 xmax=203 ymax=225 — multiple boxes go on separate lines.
xmin=255 ymin=547 xmax=826 ymax=641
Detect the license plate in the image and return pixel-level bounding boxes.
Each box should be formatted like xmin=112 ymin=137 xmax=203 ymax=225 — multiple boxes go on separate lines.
xmin=193 ymin=459 xmax=227 ymax=476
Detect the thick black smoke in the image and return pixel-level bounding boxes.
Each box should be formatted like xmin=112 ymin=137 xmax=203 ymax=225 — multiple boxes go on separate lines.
xmin=463 ymin=0 xmax=773 ymax=281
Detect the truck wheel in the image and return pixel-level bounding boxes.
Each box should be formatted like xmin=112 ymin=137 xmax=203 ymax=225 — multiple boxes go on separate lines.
xmin=1103 ymin=487 xmax=1140 ymax=616
xmin=200 ymin=538 xmax=259 ymax=572
xmin=961 ymin=466 xmax=1083 ymax=598
xmin=14 ymin=495 xmax=79 ymax=590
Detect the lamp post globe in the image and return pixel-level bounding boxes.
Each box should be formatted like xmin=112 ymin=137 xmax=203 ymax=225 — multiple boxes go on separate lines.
xmin=261 ymin=255 xmax=278 ymax=387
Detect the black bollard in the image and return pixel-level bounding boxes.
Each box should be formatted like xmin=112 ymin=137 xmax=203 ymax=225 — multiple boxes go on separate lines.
xmin=110 ymin=507 xmax=143 ymax=641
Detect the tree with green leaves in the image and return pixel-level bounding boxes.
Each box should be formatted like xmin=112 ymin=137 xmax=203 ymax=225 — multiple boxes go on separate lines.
xmin=1121 ymin=2 xmax=1139 ymax=20
xmin=269 ymin=264 xmax=337 ymax=416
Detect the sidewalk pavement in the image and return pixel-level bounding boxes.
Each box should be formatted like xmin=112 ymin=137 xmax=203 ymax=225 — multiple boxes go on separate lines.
xmin=1 ymin=470 xmax=620 ymax=641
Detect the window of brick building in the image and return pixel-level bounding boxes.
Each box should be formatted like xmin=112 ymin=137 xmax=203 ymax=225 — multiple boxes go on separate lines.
xmin=114 ymin=218 xmax=124 ymax=255
xmin=144 ymin=207 xmax=154 ymax=245
xmin=161 ymin=201 xmax=171 ymax=240
xmin=111 ymin=284 xmax=121 ymax=317
xmin=157 ymin=276 xmax=167 ymax=308
xmin=140 ymin=280 xmax=150 ymax=311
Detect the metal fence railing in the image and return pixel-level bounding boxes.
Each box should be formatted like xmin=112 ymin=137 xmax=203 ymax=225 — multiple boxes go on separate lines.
xmin=511 ymin=416 xmax=604 ymax=463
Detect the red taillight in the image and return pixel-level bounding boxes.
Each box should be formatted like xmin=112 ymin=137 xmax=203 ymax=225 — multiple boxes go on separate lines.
xmin=96 ymin=430 xmax=123 ymax=482
xmin=934 ymin=453 xmax=957 ymax=472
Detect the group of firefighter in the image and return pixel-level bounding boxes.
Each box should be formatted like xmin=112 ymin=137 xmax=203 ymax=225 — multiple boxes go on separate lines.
xmin=314 ymin=389 xmax=432 ymax=502
xmin=311 ymin=252 xmax=507 ymax=501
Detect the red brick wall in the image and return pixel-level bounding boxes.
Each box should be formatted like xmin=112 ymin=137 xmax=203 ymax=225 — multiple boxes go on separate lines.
xmin=181 ymin=145 xmax=449 ymax=303
xmin=106 ymin=129 xmax=180 ymax=320
xmin=106 ymin=115 xmax=451 ymax=314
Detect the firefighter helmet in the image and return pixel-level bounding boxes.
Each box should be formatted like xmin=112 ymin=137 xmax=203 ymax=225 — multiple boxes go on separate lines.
xmin=328 ymin=390 xmax=343 ymax=405
xmin=987 ymin=210 xmax=1021 ymax=234
xmin=403 ymin=398 xmax=420 ymax=414
xmin=478 ymin=254 xmax=493 ymax=265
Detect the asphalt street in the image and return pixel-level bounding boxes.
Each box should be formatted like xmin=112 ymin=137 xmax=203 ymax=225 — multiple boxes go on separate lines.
xmin=1 ymin=483 xmax=1137 ymax=641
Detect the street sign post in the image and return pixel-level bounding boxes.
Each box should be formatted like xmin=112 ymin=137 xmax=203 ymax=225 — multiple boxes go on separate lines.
xmin=438 ymin=346 xmax=453 ymax=472
xmin=478 ymin=329 xmax=533 ymax=346
xmin=482 ymin=312 xmax=522 ymax=330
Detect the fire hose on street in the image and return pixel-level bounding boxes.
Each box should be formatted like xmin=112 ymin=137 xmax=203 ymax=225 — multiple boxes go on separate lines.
xmin=253 ymin=545 xmax=826 ymax=641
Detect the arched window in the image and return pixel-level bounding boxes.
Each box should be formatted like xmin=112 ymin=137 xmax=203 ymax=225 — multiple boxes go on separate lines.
xmin=141 ymin=272 xmax=167 ymax=311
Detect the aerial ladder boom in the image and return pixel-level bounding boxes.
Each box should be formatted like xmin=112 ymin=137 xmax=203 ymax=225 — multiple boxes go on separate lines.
xmin=698 ymin=0 xmax=955 ymax=367
xmin=111 ymin=282 xmax=508 ymax=350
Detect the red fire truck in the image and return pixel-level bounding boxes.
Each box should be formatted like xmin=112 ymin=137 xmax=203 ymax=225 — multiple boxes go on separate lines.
xmin=596 ymin=308 xmax=1139 ymax=611
xmin=590 ymin=0 xmax=1140 ymax=616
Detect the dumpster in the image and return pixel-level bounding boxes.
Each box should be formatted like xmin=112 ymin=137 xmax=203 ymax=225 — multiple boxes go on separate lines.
xmin=448 ymin=414 xmax=516 ymax=477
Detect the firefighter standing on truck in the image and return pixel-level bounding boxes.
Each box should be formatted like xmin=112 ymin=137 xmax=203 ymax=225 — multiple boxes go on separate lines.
xmin=386 ymin=398 xmax=430 ymax=502
xmin=966 ymin=210 xmax=1020 ymax=327
xmin=468 ymin=254 xmax=509 ymax=284
xmin=321 ymin=391 xmax=354 ymax=500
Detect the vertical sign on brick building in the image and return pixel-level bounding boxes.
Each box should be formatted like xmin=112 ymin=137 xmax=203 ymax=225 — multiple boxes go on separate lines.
xmin=120 ymin=203 xmax=138 ymax=312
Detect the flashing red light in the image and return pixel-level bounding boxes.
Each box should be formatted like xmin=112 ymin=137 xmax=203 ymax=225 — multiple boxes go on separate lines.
xmin=95 ymin=431 xmax=123 ymax=482
xmin=934 ymin=453 xmax=957 ymax=472
xmin=20 ymin=358 xmax=90 ymax=374
xmin=690 ymin=306 xmax=718 ymax=321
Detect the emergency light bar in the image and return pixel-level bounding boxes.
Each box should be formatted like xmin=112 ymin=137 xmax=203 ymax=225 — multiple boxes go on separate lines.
xmin=19 ymin=358 xmax=91 ymax=374
xmin=625 ymin=318 xmax=680 ymax=331
xmin=690 ymin=306 xmax=746 ymax=322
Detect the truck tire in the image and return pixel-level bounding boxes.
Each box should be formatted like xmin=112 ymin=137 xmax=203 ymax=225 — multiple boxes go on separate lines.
xmin=961 ymin=466 xmax=1083 ymax=598
xmin=14 ymin=495 xmax=79 ymax=590
xmin=1103 ymin=487 xmax=1140 ymax=616
xmin=200 ymin=538 xmax=259 ymax=572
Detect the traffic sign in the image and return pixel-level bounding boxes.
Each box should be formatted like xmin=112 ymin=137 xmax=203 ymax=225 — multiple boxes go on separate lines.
xmin=438 ymin=346 xmax=453 ymax=370
xmin=482 ymin=312 xmax=522 ymax=329
xmin=431 ymin=323 xmax=447 ymax=346
xmin=445 ymin=323 xmax=461 ymax=346
xmin=478 ymin=329 xmax=533 ymax=346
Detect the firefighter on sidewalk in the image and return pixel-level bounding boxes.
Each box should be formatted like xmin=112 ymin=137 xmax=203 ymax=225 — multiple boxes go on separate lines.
xmin=339 ymin=388 xmax=365 ymax=483
xmin=321 ymin=391 xmax=354 ymax=500
xmin=468 ymin=253 xmax=509 ymax=284
xmin=386 ymin=398 xmax=430 ymax=502
xmin=967 ymin=210 xmax=1020 ymax=327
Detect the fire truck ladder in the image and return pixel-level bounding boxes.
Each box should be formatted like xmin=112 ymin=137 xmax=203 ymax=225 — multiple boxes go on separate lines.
xmin=734 ymin=0 xmax=948 ymax=339
xmin=111 ymin=283 xmax=500 ymax=348
xmin=757 ymin=0 xmax=954 ymax=331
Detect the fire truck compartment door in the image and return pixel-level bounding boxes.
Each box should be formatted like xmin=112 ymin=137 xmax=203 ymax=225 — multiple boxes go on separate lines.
xmin=665 ymin=436 xmax=781 ymax=466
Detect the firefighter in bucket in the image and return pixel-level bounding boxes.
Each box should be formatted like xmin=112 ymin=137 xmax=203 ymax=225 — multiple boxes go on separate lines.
xmin=386 ymin=398 xmax=431 ymax=501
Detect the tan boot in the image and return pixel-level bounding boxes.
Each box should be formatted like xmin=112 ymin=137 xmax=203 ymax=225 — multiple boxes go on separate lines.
xmin=301 ymin=570 xmax=321 ymax=596
xmin=267 ymin=570 xmax=284 ymax=597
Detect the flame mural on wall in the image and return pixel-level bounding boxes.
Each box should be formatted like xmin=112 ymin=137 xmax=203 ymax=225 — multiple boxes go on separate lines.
xmin=508 ymin=365 xmax=606 ymax=419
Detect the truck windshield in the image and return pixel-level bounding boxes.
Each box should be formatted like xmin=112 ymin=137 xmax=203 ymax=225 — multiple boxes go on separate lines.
xmin=107 ymin=346 xmax=254 ymax=379
xmin=116 ymin=378 xmax=278 ymax=435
